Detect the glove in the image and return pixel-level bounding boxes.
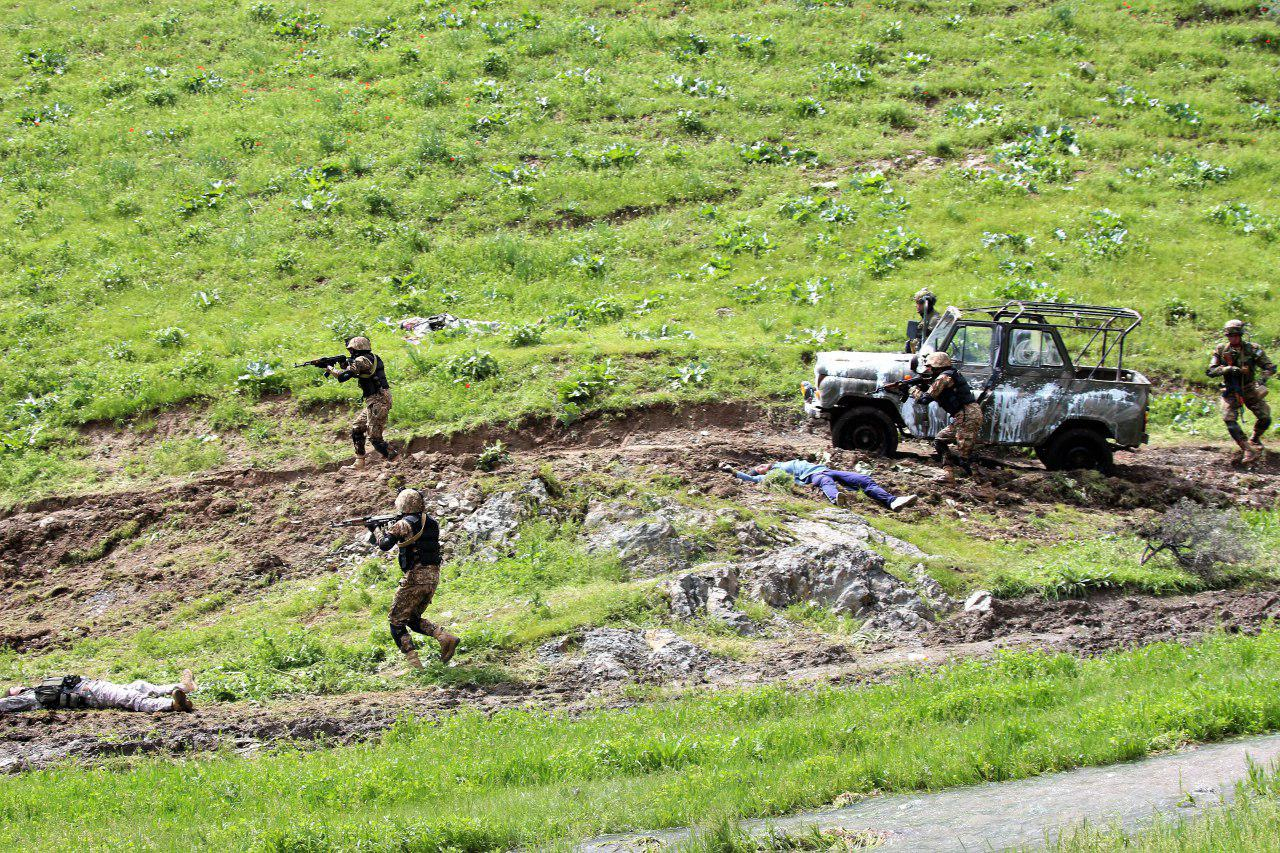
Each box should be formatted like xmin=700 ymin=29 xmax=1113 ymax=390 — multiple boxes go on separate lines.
xmin=910 ymin=387 xmax=926 ymax=401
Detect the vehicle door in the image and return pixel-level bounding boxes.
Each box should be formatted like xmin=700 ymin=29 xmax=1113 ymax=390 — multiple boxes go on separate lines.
xmin=983 ymin=324 xmax=1073 ymax=445
xmin=902 ymin=320 xmax=998 ymax=438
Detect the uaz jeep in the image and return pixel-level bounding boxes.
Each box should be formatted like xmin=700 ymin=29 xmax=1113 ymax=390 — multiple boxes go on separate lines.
xmin=802 ymin=301 xmax=1150 ymax=471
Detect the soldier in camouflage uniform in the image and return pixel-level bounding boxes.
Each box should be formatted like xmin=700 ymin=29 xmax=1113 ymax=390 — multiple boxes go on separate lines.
xmin=371 ymin=488 xmax=459 ymax=671
xmin=912 ymin=351 xmax=985 ymax=479
xmin=1207 ymin=319 xmax=1275 ymax=465
xmin=327 ymin=336 xmax=397 ymax=469
xmin=907 ymin=288 xmax=942 ymax=354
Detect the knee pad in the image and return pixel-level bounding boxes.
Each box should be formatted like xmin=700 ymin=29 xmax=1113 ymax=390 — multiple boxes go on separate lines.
xmin=371 ymin=438 xmax=392 ymax=459
xmin=389 ymin=622 xmax=414 ymax=652
xmin=1256 ymin=417 xmax=1272 ymax=435
xmin=1227 ymin=422 xmax=1247 ymax=442
xmin=933 ymin=439 xmax=949 ymax=459
xmin=351 ymin=429 xmax=367 ymax=455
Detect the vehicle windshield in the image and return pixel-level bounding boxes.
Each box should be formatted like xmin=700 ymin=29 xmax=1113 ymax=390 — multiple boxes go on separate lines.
xmin=918 ymin=307 xmax=959 ymax=356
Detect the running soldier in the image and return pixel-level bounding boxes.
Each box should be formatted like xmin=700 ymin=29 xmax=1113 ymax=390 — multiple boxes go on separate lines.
xmin=906 ymin=288 xmax=942 ymax=353
xmin=3 ymin=670 xmax=197 ymax=714
xmin=912 ymin=351 xmax=985 ymax=479
xmin=327 ymin=336 xmax=397 ymax=468
xmin=1207 ymin=319 xmax=1275 ymax=465
xmin=371 ymin=488 xmax=459 ymax=671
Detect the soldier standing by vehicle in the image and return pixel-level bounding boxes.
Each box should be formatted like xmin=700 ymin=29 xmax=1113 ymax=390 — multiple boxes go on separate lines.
xmin=911 ymin=351 xmax=985 ymax=479
xmin=1207 ymin=319 xmax=1275 ymax=465
xmin=370 ymin=488 xmax=459 ymax=671
xmin=324 ymin=336 xmax=397 ymax=468
xmin=906 ymin=288 xmax=941 ymax=353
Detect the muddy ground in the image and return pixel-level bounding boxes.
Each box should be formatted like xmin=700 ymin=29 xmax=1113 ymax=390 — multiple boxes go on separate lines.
xmin=2 ymin=402 xmax=1278 ymax=772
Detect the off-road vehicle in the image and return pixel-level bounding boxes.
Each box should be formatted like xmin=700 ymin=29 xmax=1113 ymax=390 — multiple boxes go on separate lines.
xmin=802 ymin=301 xmax=1150 ymax=471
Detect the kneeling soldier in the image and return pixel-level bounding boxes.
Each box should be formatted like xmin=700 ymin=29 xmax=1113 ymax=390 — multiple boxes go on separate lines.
xmin=328 ymin=335 xmax=397 ymax=469
xmin=912 ymin=351 xmax=985 ymax=479
xmin=374 ymin=488 xmax=459 ymax=670
xmin=1207 ymin=319 xmax=1274 ymax=465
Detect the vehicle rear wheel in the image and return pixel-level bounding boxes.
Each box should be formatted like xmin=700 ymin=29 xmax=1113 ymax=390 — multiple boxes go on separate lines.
xmin=1037 ymin=427 xmax=1113 ymax=473
xmin=832 ymin=407 xmax=899 ymax=457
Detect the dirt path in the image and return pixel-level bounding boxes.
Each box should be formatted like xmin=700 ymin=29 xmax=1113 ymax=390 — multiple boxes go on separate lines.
xmin=579 ymin=733 xmax=1280 ymax=852
xmin=4 ymin=583 xmax=1278 ymax=774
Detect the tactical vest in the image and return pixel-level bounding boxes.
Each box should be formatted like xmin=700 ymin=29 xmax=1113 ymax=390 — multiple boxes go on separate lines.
xmin=396 ymin=513 xmax=440 ymax=570
xmin=35 ymin=675 xmax=86 ymax=710
xmin=933 ymin=368 xmax=976 ymax=415
xmin=353 ymin=353 xmax=390 ymax=399
xmin=1217 ymin=343 xmax=1264 ymax=384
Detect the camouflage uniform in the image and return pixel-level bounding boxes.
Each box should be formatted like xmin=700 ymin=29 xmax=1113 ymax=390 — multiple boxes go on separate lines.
xmin=925 ymin=373 xmax=985 ymax=456
xmin=907 ymin=289 xmax=941 ymax=353
xmin=1207 ymin=340 xmax=1275 ymax=443
xmin=334 ymin=346 xmax=396 ymax=461
xmin=376 ymin=490 xmax=458 ymax=668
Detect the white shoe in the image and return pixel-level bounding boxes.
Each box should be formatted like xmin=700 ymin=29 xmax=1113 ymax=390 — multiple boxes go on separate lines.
xmin=180 ymin=668 xmax=197 ymax=693
xmin=890 ymin=494 xmax=918 ymax=511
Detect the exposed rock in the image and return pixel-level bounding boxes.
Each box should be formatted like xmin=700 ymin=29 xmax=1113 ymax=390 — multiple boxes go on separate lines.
xmin=458 ymin=480 xmax=549 ymax=559
xmin=788 ymin=514 xmax=931 ymax=559
xmin=538 ymin=628 xmax=719 ymax=683
xmin=911 ymin=563 xmax=958 ymax=614
xmin=964 ymin=590 xmax=994 ymax=613
xmin=744 ymin=541 xmax=933 ymax=628
xmin=583 ymin=500 xmax=701 ymax=576
xmin=666 ymin=565 xmax=755 ymax=634
xmin=861 ymin=607 xmax=931 ymax=635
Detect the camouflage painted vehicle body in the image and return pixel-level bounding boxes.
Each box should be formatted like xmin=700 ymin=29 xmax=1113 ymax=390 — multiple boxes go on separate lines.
xmin=802 ymin=302 xmax=1150 ymax=470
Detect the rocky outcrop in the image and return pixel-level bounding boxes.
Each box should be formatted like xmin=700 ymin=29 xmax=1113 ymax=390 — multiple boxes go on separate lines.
xmin=537 ymin=628 xmax=721 ymax=683
xmin=458 ymin=480 xmax=550 ymax=559
xmin=583 ymin=500 xmax=703 ymax=577
xmin=665 ymin=565 xmax=755 ymax=634
xmin=745 ymin=541 xmax=928 ymax=621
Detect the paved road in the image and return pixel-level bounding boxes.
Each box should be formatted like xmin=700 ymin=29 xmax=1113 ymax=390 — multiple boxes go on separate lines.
xmin=578 ymin=734 xmax=1280 ymax=852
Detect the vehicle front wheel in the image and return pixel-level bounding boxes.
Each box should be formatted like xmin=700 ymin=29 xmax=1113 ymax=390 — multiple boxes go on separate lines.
xmin=1036 ymin=427 xmax=1113 ymax=473
xmin=832 ymin=407 xmax=899 ymax=457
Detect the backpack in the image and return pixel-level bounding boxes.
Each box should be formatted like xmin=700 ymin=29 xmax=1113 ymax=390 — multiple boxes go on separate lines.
xmin=34 ymin=675 xmax=85 ymax=710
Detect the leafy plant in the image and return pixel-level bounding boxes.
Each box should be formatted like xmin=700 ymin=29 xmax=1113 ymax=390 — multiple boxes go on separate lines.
xmin=860 ymin=227 xmax=927 ymax=276
xmin=476 ymin=440 xmax=509 ymax=471
xmin=568 ymin=142 xmax=640 ymax=169
xmin=714 ymin=223 xmax=773 ymax=255
xmin=151 ymin=327 xmax=189 ymax=348
xmin=737 ymin=140 xmax=818 ymax=165
xmin=557 ymin=359 xmax=616 ymax=403
xmin=820 ymin=62 xmax=873 ymax=91
xmin=236 ymin=360 xmax=285 ymax=394
xmin=442 ymin=349 xmax=499 ymax=383
xmin=795 ymin=97 xmax=826 ymax=117
xmin=508 ymin=323 xmax=543 ymax=347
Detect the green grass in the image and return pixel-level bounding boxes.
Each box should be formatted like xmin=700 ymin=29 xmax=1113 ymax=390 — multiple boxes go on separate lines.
xmin=6 ymin=631 xmax=1280 ymax=848
xmin=2 ymin=0 xmax=1280 ymax=500
xmin=1051 ymin=759 xmax=1280 ymax=852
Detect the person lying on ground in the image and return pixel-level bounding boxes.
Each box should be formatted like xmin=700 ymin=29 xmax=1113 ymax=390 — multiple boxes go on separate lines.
xmin=722 ymin=459 xmax=918 ymax=511
xmin=2 ymin=670 xmax=197 ymax=714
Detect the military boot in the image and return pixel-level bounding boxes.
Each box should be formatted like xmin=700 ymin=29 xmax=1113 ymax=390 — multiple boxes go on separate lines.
xmin=171 ymin=689 xmax=195 ymax=713
xmin=1251 ymin=432 xmax=1267 ymax=452
xmin=351 ymin=454 xmax=368 ymax=470
xmin=1235 ymin=437 xmax=1258 ymax=465
xmin=437 ymin=632 xmax=460 ymax=664
xmin=402 ymin=648 xmax=425 ymax=671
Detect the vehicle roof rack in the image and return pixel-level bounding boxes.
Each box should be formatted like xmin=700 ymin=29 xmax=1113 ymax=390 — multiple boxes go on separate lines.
xmin=961 ymin=301 xmax=1143 ymax=376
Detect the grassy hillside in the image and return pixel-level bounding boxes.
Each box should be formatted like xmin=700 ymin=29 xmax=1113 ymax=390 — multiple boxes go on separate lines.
xmin=2 ymin=0 xmax=1279 ymax=496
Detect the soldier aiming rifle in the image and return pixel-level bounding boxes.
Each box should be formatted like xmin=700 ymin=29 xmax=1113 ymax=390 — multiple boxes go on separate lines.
xmin=299 ymin=336 xmax=398 ymax=469
xmin=351 ymin=489 xmax=459 ymax=672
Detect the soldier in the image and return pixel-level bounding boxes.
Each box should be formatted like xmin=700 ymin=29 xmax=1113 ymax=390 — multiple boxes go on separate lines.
xmin=3 ymin=670 xmax=197 ymax=714
xmin=912 ymin=351 xmax=985 ymax=479
xmin=1207 ymin=319 xmax=1275 ymax=465
xmin=327 ymin=336 xmax=397 ymax=469
xmin=371 ymin=488 xmax=459 ymax=671
xmin=907 ymin=288 xmax=941 ymax=353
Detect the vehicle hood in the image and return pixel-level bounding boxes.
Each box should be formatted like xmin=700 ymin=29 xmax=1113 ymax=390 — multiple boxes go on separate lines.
xmin=816 ymin=351 xmax=915 ymax=385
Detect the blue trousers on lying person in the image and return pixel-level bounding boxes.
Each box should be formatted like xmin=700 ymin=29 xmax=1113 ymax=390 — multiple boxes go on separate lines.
xmin=730 ymin=461 xmax=900 ymax=508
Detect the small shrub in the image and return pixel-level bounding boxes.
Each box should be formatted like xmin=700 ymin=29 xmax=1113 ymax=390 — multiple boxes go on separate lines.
xmin=476 ymin=440 xmax=509 ymax=471
xmin=1149 ymin=393 xmax=1214 ymax=431
xmin=860 ymin=227 xmax=927 ymax=276
xmin=508 ymin=323 xmax=543 ymax=347
xmin=557 ymin=359 xmax=616 ymax=404
xmin=795 ymin=97 xmax=826 ymax=117
xmin=152 ymin=327 xmax=188 ymax=348
xmin=737 ymin=140 xmax=818 ymax=165
xmin=442 ymin=349 xmax=499 ymax=383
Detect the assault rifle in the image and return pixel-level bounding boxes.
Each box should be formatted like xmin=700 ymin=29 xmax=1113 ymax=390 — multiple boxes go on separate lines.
xmin=875 ymin=374 xmax=931 ymax=396
xmin=331 ymin=513 xmax=398 ymax=530
xmin=294 ymin=354 xmax=348 ymax=370
xmin=1221 ymin=349 xmax=1246 ymax=408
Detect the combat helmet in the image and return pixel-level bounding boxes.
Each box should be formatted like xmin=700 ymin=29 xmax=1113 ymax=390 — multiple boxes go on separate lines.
xmin=395 ymin=489 xmax=425 ymax=515
xmin=913 ymin=288 xmax=936 ymax=305
xmin=346 ymin=335 xmax=372 ymax=351
xmin=924 ymin=351 xmax=952 ymax=370
xmin=1223 ymin=319 xmax=1246 ymax=337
